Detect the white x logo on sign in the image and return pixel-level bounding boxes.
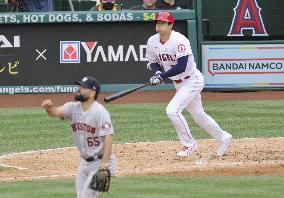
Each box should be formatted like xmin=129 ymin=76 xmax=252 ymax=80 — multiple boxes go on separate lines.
xmin=36 ymin=49 xmax=47 ymax=60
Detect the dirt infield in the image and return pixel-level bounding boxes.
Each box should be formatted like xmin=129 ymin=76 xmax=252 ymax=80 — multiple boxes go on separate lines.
xmin=0 ymin=90 xmax=284 ymax=181
xmin=0 ymin=138 xmax=284 ymax=182
xmin=1 ymin=90 xmax=284 ymax=107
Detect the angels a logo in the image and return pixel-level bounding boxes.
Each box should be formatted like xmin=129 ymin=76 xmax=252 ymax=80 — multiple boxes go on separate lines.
xmin=60 ymin=40 xmax=147 ymax=63
xmin=228 ymin=0 xmax=268 ymax=36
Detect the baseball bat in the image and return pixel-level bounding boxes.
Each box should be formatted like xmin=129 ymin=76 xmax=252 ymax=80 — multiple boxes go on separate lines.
xmin=104 ymin=82 xmax=151 ymax=103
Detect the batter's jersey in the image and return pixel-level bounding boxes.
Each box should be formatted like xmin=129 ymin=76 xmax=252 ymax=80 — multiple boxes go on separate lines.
xmin=62 ymin=101 xmax=114 ymax=159
xmin=146 ymin=30 xmax=198 ymax=80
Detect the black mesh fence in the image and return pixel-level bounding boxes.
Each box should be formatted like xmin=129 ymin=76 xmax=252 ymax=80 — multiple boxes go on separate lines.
xmin=0 ymin=0 xmax=193 ymax=12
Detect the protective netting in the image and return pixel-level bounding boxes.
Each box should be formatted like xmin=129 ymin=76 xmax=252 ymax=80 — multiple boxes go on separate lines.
xmin=0 ymin=0 xmax=192 ymax=12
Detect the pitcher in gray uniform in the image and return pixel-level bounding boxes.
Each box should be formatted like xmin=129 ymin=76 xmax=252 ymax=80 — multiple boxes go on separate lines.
xmin=41 ymin=76 xmax=116 ymax=198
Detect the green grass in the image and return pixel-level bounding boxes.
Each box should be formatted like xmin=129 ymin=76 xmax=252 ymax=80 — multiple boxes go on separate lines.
xmin=0 ymin=176 xmax=283 ymax=198
xmin=0 ymin=100 xmax=284 ymax=197
xmin=0 ymin=179 xmax=74 ymax=198
xmin=0 ymin=100 xmax=283 ymax=154
xmin=0 ymin=108 xmax=73 ymax=154
xmin=110 ymin=100 xmax=284 ymax=142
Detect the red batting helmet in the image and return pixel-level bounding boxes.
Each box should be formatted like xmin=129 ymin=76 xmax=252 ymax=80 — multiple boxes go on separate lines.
xmin=154 ymin=11 xmax=175 ymax=23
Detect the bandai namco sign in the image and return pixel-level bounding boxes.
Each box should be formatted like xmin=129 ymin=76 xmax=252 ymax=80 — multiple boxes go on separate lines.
xmin=0 ymin=35 xmax=20 ymax=48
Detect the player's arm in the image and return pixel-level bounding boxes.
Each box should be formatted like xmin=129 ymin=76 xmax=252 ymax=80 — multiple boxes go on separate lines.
xmin=149 ymin=63 xmax=163 ymax=74
xmin=41 ymin=99 xmax=64 ymax=119
xmin=159 ymin=55 xmax=189 ymax=79
xmin=146 ymin=38 xmax=162 ymax=74
xmin=100 ymin=134 xmax=113 ymax=168
xmin=150 ymin=55 xmax=189 ymax=86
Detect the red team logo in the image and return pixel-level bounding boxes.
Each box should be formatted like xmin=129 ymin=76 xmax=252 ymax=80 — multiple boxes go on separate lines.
xmin=177 ymin=44 xmax=186 ymax=53
xmin=228 ymin=0 xmax=268 ymax=36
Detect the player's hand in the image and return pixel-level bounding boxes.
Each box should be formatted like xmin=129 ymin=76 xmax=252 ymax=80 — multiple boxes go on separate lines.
xmin=150 ymin=75 xmax=164 ymax=86
xmin=41 ymin=99 xmax=54 ymax=110
xmin=99 ymin=161 xmax=108 ymax=169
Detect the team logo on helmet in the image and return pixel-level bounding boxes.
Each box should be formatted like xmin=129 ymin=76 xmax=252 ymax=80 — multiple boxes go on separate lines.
xmin=155 ymin=11 xmax=175 ymax=23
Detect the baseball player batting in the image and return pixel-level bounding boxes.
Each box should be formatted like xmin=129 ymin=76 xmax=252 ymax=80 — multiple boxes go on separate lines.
xmin=41 ymin=76 xmax=116 ymax=198
xmin=146 ymin=11 xmax=232 ymax=157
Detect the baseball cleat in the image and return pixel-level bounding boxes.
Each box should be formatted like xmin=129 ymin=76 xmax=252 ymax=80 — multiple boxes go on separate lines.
xmin=217 ymin=133 xmax=232 ymax=156
xmin=176 ymin=145 xmax=197 ymax=157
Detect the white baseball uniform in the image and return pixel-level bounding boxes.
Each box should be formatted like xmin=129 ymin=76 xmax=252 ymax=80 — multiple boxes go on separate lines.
xmin=146 ymin=30 xmax=231 ymax=149
xmin=62 ymin=101 xmax=116 ymax=198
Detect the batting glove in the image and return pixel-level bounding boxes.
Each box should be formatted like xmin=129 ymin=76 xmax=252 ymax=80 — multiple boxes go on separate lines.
xmin=150 ymin=75 xmax=164 ymax=86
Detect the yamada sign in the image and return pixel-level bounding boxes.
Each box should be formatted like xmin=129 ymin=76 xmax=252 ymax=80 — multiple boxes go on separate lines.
xmin=60 ymin=41 xmax=147 ymax=63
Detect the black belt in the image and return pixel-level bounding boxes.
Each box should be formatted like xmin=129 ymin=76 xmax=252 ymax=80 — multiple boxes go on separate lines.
xmin=83 ymin=154 xmax=103 ymax=162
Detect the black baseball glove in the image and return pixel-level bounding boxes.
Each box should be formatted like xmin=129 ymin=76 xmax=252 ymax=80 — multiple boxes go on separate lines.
xmin=89 ymin=167 xmax=111 ymax=192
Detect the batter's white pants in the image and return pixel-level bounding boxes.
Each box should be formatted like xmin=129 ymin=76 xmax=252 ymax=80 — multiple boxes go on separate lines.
xmin=76 ymin=155 xmax=116 ymax=198
xmin=166 ymin=71 xmax=229 ymax=148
